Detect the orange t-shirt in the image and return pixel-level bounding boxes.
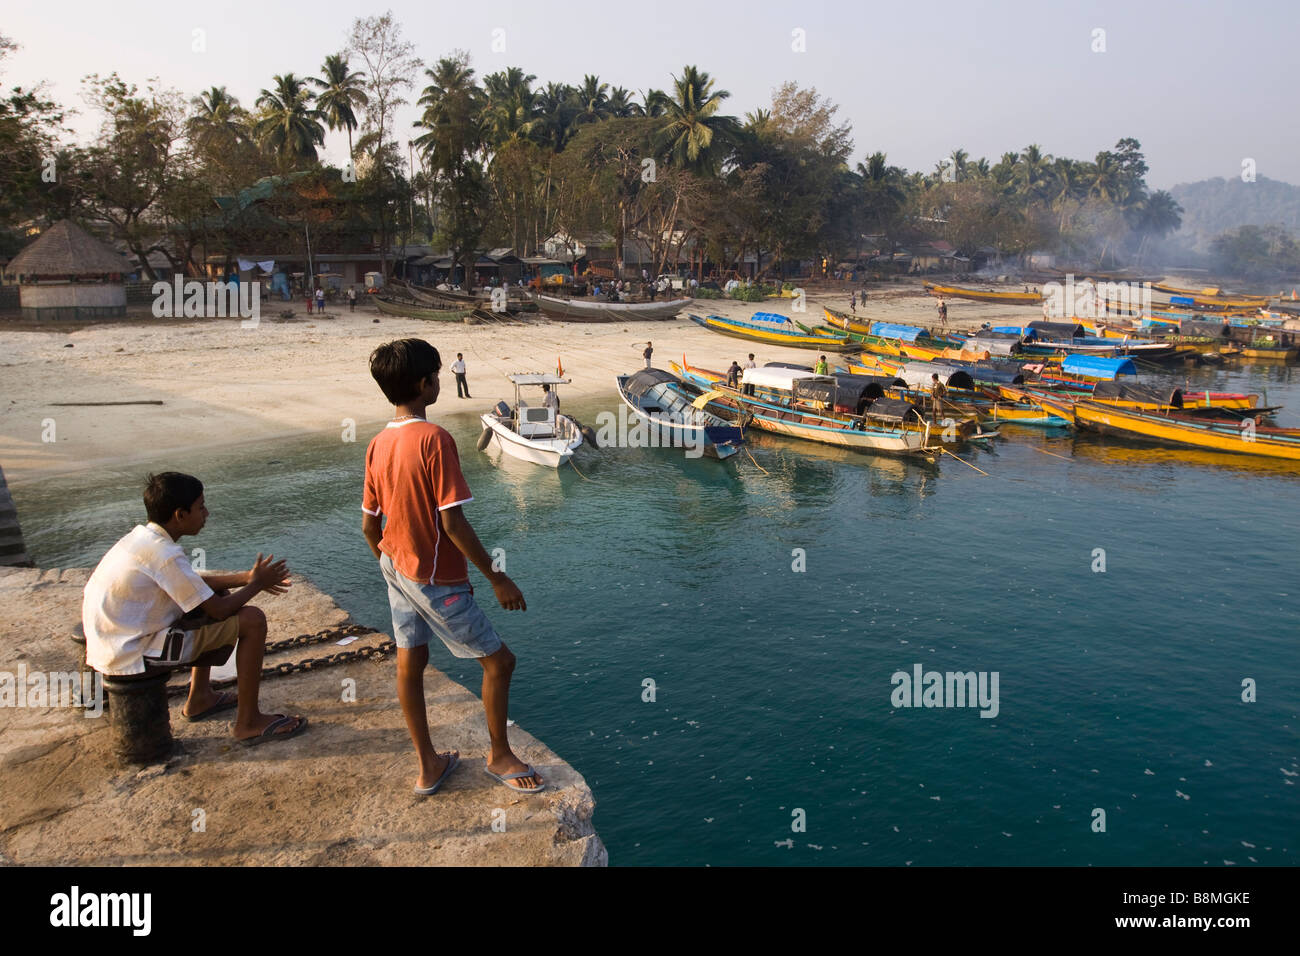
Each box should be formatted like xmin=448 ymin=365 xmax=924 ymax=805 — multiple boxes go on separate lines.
xmin=363 ymin=420 xmax=473 ymax=585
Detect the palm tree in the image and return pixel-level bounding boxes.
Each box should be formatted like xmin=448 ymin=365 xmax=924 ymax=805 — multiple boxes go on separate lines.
xmin=186 ymin=86 xmax=248 ymax=154
xmin=607 ymin=86 xmax=642 ymax=118
xmin=482 ymin=67 xmax=538 ymax=147
xmin=1014 ymin=144 xmax=1051 ymax=201
xmin=413 ymin=56 xmax=485 ymax=171
xmin=311 ymin=54 xmax=368 ymax=167
xmin=1131 ymin=189 xmax=1183 ymax=262
xmin=534 ymin=82 xmax=578 ymax=151
xmin=573 ymin=74 xmax=609 ymax=125
xmin=653 ymin=65 xmax=740 ymax=174
xmin=642 ymin=88 xmax=668 ymax=118
xmin=255 ymin=74 xmax=325 ymax=166
xmin=1085 ymin=152 xmax=1123 ymax=203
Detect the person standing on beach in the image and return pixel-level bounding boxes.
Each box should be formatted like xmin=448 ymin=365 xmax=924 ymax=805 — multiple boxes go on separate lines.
xmin=937 ymin=297 xmax=948 ymax=329
xmin=315 ymin=286 xmax=326 ymax=315
xmin=814 ymin=355 xmax=829 ymax=375
xmin=452 ymin=353 xmax=470 ymax=399
xmin=850 ymin=291 xmax=857 ymax=314
xmin=363 ymin=339 xmax=543 ymax=796
xmin=348 ymin=287 xmax=357 ymax=312
xmin=643 ymin=341 xmax=653 ymax=368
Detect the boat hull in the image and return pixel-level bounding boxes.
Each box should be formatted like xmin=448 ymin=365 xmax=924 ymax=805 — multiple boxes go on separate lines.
xmin=1072 ymin=403 xmax=1300 ymax=461
xmin=536 ymin=294 xmax=688 ymax=321
xmin=480 ymin=413 xmax=583 ymax=467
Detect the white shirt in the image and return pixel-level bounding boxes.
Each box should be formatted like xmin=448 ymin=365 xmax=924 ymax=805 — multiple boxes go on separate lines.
xmin=744 ymin=360 xmax=757 ymax=369
xmin=544 ymin=390 xmax=559 ymax=409
xmin=82 ymin=523 xmax=214 ymax=675
xmin=451 ymin=360 xmax=466 ymax=374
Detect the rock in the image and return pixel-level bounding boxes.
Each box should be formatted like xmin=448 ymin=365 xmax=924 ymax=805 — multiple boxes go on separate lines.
xmin=0 ymin=569 xmax=605 ymax=866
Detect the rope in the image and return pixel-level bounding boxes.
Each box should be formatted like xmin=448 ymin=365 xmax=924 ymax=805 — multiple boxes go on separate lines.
xmin=1028 ymin=445 xmax=1071 ymax=461
xmin=941 ymin=448 xmax=990 ymax=476
xmin=567 ymin=455 xmax=592 ymax=480
xmin=744 ymin=446 xmax=770 ymax=475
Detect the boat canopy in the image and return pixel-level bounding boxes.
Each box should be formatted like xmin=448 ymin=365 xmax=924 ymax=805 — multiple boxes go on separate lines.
xmin=621 ymin=368 xmax=679 ymax=398
xmin=870 ymin=322 xmax=926 ymax=342
xmin=933 ymin=360 xmax=1024 ymax=385
xmin=749 ymin=311 xmax=796 ymax=326
xmin=742 ymin=366 xmax=823 ymax=390
xmin=793 ymin=374 xmax=897 ymax=412
xmin=1059 ymin=356 xmax=1137 ymax=379
xmin=992 ymin=326 xmax=1029 ymax=335
xmin=507 ymin=372 xmax=571 ymax=385
xmin=864 ymin=398 xmax=922 ymax=423
xmin=1179 ymin=319 xmax=1230 ymax=338
xmin=1092 ymin=381 xmax=1183 ymax=407
xmin=764 ymin=361 xmax=813 ymax=371
xmin=889 ymin=361 xmax=975 ymax=390
xmin=1027 ymin=321 xmax=1086 ymax=339
xmin=964 ymin=334 xmax=1021 ymax=357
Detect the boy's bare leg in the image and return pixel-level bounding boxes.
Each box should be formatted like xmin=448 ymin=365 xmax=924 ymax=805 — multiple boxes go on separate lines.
xmin=397 ymin=645 xmax=457 ymax=789
xmin=183 ymin=664 xmax=218 ymax=716
xmin=231 ymin=606 xmax=304 ymax=739
xmin=480 ymin=644 xmax=542 ymax=789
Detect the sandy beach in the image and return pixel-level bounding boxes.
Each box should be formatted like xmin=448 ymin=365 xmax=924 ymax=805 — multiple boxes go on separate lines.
xmin=0 ymin=279 xmax=1031 ymax=484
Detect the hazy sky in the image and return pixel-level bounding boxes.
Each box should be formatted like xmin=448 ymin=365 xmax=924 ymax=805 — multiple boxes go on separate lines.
xmin=3 ymin=0 xmax=1296 ymax=189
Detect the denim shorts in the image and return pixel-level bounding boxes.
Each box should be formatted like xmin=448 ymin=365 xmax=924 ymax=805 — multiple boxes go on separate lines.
xmin=380 ymin=553 xmax=503 ymax=659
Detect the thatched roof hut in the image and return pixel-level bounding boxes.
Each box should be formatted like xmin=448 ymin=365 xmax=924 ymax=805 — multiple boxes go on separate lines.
xmin=2 ymin=220 xmax=126 ymax=319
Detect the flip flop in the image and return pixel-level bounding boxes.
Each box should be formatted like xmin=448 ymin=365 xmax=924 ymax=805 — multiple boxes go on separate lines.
xmin=239 ymin=714 xmax=308 ymax=746
xmin=182 ymin=690 xmax=238 ymax=722
xmin=484 ymin=761 xmax=547 ymax=795
xmin=414 ymin=752 xmax=460 ymax=796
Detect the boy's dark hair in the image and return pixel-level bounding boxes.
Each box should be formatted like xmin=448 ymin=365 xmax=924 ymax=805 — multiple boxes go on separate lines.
xmin=144 ymin=472 xmax=204 ymax=525
xmin=369 ymin=338 xmax=442 ymax=405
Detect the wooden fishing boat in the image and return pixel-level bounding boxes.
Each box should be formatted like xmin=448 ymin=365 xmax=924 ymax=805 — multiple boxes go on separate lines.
xmin=1071 ymin=401 xmax=1300 ymax=461
xmin=374 ymin=295 xmax=474 ymax=321
xmin=615 ymin=368 xmax=745 ymax=460
xmin=690 ymin=313 xmax=858 ymax=352
xmin=535 ymin=294 xmax=687 ymax=322
xmin=478 ymin=373 xmax=584 ymax=467
xmin=924 ymin=282 xmax=1043 ymax=304
xmin=671 ymin=361 xmax=941 ymax=458
xmin=1152 ymin=283 xmax=1271 ymax=309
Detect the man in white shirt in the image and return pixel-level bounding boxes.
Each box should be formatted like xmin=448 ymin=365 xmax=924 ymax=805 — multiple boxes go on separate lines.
xmin=452 ymin=353 xmax=471 ymax=398
xmin=743 ymin=353 xmax=757 ymax=395
xmin=82 ymin=472 xmax=306 ymax=744
xmin=542 ymin=383 xmax=559 ymax=410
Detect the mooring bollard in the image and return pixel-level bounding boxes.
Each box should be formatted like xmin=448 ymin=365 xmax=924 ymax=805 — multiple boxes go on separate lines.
xmin=103 ymin=672 xmax=174 ymax=765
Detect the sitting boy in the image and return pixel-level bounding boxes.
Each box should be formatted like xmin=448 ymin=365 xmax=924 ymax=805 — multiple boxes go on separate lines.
xmin=363 ymin=338 xmax=544 ymax=796
xmin=81 ymin=472 xmax=306 ymax=745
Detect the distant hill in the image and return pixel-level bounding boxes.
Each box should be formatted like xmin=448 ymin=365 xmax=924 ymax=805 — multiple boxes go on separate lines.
xmin=1169 ymin=176 xmax=1300 ymax=249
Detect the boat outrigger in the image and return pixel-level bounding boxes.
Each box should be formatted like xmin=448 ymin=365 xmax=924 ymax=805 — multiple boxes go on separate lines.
xmin=478 ymin=373 xmax=585 ymax=467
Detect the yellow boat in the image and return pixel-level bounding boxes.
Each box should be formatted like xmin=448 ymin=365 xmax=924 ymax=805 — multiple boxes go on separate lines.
xmin=1152 ymin=283 xmax=1271 ymax=309
xmin=924 ymin=282 xmax=1043 ymax=304
xmin=1073 ymin=402 xmax=1300 ymax=461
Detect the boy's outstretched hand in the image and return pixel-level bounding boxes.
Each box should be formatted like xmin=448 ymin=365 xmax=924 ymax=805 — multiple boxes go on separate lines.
xmin=250 ymin=553 xmax=292 ymax=594
xmin=491 ymin=573 xmax=526 ymax=611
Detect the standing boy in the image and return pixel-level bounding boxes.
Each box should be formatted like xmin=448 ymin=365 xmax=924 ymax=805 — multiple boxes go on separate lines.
xmin=643 ymin=341 xmax=653 ymax=369
xmin=363 ymin=339 xmax=544 ymax=796
xmin=81 ymin=472 xmax=304 ymax=744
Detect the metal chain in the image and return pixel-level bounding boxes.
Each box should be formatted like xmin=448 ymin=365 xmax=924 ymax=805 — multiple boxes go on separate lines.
xmin=165 ymin=624 xmax=394 ymax=697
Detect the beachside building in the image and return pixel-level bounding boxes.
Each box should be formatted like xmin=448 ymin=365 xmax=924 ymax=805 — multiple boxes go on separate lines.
xmin=1 ymin=219 xmax=127 ymax=320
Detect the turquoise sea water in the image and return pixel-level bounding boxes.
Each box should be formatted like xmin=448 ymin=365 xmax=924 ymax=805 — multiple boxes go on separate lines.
xmin=12 ymin=361 xmax=1300 ymax=866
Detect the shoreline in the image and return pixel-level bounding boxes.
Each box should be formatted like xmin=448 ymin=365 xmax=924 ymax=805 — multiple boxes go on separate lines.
xmin=0 ymin=281 xmax=1031 ymax=485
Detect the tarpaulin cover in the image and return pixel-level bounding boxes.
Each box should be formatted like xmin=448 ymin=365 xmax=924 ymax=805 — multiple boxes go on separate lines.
xmin=864 ymin=398 xmax=921 ymax=423
xmin=933 ymin=360 xmax=1024 ymax=385
xmin=869 ymin=322 xmax=925 ymax=342
xmin=1027 ymin=321 xmax=1086 ymax=338
xmin=1060 ymin=355 xmax=1138 ymax=379
xmin=1092 ymin=381 xmax=1183 ymax=407
xmin=1179 ymin=319 xmax=1230 ymax=338
xmin=623 ymin=368 xmax=679 ymax=398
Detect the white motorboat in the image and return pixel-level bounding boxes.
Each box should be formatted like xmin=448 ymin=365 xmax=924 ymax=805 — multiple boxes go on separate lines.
xmin=478 ymin=372 xmax=584 ymax=467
